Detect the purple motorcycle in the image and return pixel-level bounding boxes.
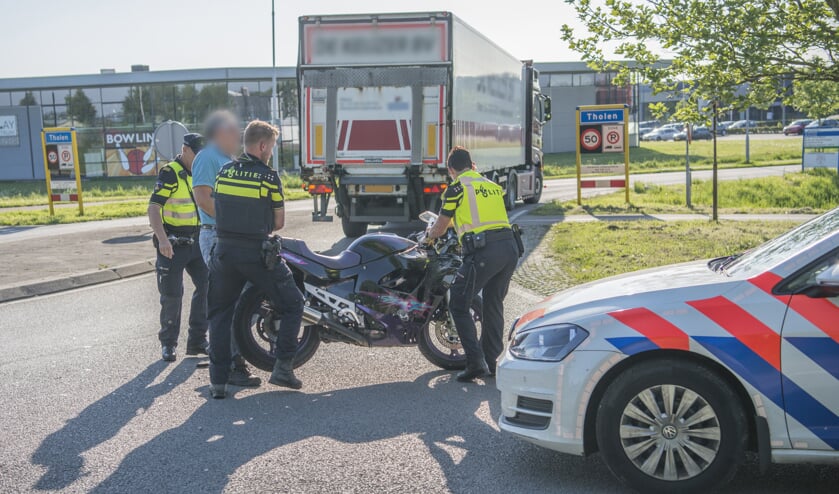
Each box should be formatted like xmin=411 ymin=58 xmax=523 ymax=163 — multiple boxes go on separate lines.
xmin=233 ymin=212 xmax=481 ymax=371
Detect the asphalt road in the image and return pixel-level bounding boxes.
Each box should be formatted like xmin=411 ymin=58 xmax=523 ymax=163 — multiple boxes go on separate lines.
xmin=2 ymin=163 xmax=836 ymax=493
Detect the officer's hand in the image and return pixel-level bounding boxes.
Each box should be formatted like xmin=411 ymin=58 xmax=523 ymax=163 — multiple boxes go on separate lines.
xmin=158 ymin=238 xmax=174 ymax=259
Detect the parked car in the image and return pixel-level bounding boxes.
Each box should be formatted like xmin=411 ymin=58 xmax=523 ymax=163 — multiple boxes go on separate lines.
xmin=782 ymin=119 xmax=812 ymax=135
xmin=727 ymin=119 xmax=758 ymax=129
xmin=805 ymin=118 xmax=839 ymax=129
xmin=497 ymin=208 xmax=839 ymax=493
xmin=674 ymin=126 xmax=713 ymax=141
xmin=641 ymin=127 xmax=679 ymax=141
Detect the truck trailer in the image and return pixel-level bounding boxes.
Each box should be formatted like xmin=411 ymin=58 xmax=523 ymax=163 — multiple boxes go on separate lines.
xmin=298 ymin=12 xmax=551 ymax=237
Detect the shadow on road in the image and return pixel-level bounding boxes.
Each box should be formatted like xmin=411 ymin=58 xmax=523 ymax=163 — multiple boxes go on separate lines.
xmin=86 ymin=372 xmax=506 ymax=493
xmin=31 ymin=359 xmax=197 ymax=490
xmin=101 ymin=231 xmax=153 ymax=245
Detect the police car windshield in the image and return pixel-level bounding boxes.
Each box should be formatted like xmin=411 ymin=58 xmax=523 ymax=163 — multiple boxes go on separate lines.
xmin=724 ymin=208 xmax=839 ymax=277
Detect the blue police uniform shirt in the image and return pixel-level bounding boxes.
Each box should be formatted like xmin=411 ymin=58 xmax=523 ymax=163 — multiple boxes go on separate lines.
xmin=192 ymin=143 xmax=231 ymax=225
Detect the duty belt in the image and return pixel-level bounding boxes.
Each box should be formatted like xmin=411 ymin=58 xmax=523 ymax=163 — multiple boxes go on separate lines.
xmin=200 ymin=224 xmax=216 ymax=230
xmin=461 ymin=227 xmax=513 ymax=255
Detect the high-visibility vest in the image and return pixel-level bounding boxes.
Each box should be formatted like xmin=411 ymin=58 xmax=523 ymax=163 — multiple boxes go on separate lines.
xmin=161 ymin=161 xmax=199 ymax=230
xmin=451 ymin=170 xmax=511 ymax=239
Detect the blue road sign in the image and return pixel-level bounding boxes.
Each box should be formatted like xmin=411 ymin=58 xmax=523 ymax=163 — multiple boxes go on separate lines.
xmin=579 ymin=109 xmax=624 ymax=124
xmin=44 ymin=131 xmax=72 ymax=144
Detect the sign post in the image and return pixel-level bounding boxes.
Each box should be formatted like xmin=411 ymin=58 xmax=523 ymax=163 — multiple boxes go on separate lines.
xmin=575 ymin=104 xmax=630 ymax=205
xmin=802 ymin=127 xmax=839 ymax=171
xmin=41 ymin=127 xmax=84 ymax=216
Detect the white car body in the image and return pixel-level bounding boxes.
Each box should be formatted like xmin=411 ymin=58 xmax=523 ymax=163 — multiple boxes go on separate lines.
xmin=497 ymin=209 xmax=839 ymax=480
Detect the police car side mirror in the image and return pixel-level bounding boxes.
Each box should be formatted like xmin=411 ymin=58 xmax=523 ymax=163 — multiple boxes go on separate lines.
xmin=799 ymin=264 xmax=839 ymax=298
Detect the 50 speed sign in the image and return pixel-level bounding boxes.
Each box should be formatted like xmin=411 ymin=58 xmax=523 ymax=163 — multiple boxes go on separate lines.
xmin=580 ymin=127 xmax=602 ymax=153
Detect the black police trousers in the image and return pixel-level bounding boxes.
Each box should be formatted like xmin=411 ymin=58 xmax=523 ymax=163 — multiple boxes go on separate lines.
xmin=207 ymin=239 xmax=304 ymax=385
xmin=156 ymin=240 xmax=208 ymax=347
xmin=449 ymin=234 xmax=519 ymax=371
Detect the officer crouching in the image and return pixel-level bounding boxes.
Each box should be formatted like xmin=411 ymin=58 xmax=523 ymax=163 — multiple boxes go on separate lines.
xmin=427 ymin=147 xmax=522 ymax=382
xmin=206 ymin=120 xmax=305 ymax=399
xmin=147 ymin=133 xmax=209 ymax=362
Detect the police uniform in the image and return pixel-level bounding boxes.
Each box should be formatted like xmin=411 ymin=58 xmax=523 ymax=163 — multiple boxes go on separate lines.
xmin=207 ymin=153 xmax=304 ymax=388
xmin=150 ymin=157 xmax=208 ymax=354
xmin=441 ymin=169 xmax=519 ymax=376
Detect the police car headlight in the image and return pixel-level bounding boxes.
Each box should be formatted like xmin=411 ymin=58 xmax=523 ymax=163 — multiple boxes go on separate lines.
xmin=509 ymin=324 xmax=588 ymax=362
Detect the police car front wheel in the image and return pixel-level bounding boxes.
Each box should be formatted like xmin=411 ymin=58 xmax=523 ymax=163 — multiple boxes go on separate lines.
xmin=595 ymin=358 xmax=747 ymax=494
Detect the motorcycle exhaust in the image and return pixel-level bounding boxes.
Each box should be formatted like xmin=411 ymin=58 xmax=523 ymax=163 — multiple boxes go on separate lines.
xmin=303 ymin=306 xmax=370 ymax=347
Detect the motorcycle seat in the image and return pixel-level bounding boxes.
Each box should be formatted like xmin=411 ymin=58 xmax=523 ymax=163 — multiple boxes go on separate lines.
xmin=283 ymin=238 xmax=362 ymax=270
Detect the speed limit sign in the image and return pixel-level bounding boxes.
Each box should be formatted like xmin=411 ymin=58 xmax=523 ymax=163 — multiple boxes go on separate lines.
xmin=580 ymin=127 xmax=602 ymax=153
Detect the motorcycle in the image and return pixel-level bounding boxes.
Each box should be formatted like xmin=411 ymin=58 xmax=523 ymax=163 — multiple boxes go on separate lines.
xmin=232 ymin=212 xmax=480 ymax=371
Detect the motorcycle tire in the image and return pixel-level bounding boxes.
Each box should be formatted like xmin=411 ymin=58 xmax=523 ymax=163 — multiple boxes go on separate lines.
xmin=417 ymin=299 xmax=483 ymax=370
xmin=233 ymin=286 xmax=321 ymax=372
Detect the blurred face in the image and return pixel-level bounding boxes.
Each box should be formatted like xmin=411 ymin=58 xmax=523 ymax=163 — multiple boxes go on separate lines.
xmin=216 ymin=124 xmax=242 ymax=157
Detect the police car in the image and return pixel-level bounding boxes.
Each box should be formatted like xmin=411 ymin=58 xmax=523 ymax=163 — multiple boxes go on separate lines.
xmin=497 ymin=208 xmax=839 ymax=493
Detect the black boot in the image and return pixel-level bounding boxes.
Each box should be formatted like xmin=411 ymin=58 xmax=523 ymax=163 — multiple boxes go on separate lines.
xmin=186 ymin=338 xmax=209 ymax=356
xmin=456 ymin=362 xmax=490 ymax=383
xmin=161 ymin=345 xmax=176 ymax=362
xmin=228 ymin=356 xmax=262 ymax=387
xmin=209 ymin=384 xmax=227 ymax=399
xmin=269 ymin=358 xmax=302 ymax=389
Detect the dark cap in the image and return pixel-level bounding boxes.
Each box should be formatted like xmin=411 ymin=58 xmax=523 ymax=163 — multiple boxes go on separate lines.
xmin=183 ymin=133 xmax=205 ymax=153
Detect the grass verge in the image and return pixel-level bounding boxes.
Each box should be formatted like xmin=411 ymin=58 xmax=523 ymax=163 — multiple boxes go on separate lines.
xmin=0 ymin=201 xmax=149 ymax=226
xmin=0 ymin=173 xmax=308 ymax=208
xmin=535 ymin=169 xmax=838 ymax=216
xmin=542 ymin=138 xmax=802 ymax=178
xmin=546 ymin=220 xmax=797 ymax=288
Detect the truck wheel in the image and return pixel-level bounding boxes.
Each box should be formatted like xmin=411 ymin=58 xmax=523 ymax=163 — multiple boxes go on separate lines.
xmin=504 ymin=171 xmax=518 ymax=211
xmin=341 ymin=216 xmax=368 ymax=238
xmin=523 ymin=168 xmax=543 ymax=204
xmin=595 ymin=358 xmax=746 ymax=494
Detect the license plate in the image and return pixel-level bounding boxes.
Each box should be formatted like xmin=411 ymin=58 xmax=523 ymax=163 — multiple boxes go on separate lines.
xmin=362 ymin=185 xmax=394 ymax=193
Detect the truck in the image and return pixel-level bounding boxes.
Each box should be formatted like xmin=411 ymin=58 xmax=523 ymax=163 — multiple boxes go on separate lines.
xmin=298 ymin=12 xmax=552 ymax=237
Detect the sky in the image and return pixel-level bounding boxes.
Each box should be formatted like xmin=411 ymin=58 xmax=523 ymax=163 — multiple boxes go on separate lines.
xmin=0 ymin=0 xmax=596 ymax=79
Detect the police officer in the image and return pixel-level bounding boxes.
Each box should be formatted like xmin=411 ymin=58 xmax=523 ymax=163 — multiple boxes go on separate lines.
xmin=427 ymin=147 xmax=520 ymax=382
xmin=193 ymin=110 xmax=261 ymax=387
xmin=147 ymin=133 xmax=209 ymax=362
xmin=206 ymin=120 xmax=305 ymax=399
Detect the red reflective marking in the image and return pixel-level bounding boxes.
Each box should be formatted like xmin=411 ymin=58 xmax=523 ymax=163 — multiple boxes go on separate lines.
xmin=516 ymin=308 xmax=545 ymax=329
xmin=346 ymin=120 xmax=402 ymax=151
xmin=789 ymin=296 xmax=839 ymax=344
xmin=400 ymin=120 xmax=411 ymax=150
xmin=749 ymin=272 xmax=787 ymax=302
xmin=687 ymin=296 xmax=782 ymax=371
xmin=608 ymin=307 xmax=690 ymax=351
xmin=580 ymin=180 xmax=626 ymax=188
xmin=337 ymin=121 xmax=348 ymax=151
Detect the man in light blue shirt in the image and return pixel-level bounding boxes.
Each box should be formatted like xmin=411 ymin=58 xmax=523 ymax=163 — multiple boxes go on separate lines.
xmin=192 ymin=110 xmax=261 ymax=387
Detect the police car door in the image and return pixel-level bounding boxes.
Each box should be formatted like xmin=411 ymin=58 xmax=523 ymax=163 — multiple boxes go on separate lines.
xmin=779 ymin=251 xmax=839 ymax=451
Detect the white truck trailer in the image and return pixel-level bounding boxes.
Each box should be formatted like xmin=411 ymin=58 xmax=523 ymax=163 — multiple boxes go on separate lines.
xmin=298 ymin=12 xmax=552 ymax=237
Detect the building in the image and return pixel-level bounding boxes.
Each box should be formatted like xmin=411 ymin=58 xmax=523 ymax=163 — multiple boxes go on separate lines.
xmin=0 ymin=62 xmax=797 ymax=181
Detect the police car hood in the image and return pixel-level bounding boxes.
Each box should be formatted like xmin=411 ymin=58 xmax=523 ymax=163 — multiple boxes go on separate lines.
xmin=517 ymin=260 xmax=731 ymax=329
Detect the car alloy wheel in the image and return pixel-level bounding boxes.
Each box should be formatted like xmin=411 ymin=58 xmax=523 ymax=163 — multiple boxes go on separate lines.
xmin=619 ymin=384 xmax=721 ymax=481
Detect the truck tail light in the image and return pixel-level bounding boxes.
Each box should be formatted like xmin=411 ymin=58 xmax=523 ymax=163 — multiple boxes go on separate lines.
xmin=423 ymin=183 xmax=447 ymax=194
xmin=305 ymin=183 xmax=333 ymax=195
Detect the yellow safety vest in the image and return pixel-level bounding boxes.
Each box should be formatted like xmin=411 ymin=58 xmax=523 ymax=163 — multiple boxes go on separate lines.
xmin=451 ymin=170 xmax=511 ymax=239
xmin=161 ymin=161 xmax=199 ymax=230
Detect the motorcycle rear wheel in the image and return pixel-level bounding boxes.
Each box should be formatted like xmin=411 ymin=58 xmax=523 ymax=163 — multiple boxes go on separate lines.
xmin=233 ymin=286 xmax=321 ymax=372
xmin=417 ymin=300 xmax=482 ymax=370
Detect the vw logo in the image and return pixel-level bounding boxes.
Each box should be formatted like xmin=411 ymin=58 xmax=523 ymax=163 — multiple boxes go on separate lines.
xmin=662 ymin=425 xmax=678 ymax=440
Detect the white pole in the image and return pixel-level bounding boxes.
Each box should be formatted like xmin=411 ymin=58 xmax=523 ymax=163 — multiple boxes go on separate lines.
xmin=745 ymin=106 xmax=751 ymax=164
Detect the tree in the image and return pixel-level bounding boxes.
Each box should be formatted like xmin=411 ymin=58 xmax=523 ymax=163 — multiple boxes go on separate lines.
xmin=790 ymin=80 xmax=839 ymax=119
xmin=561 ymin=0 xmax=839 ymax=122
xmin=65 ymin=89 xmax=97 ymax=125
xmin=19 ymin=92 xmax=37 ymax=106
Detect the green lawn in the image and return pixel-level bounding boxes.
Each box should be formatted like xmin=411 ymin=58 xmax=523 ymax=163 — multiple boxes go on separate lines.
xmin=536 ymin=169 xmax=838 ymax=216
xmin=542 ymin=138 xmax=802 ymax=178
xmin=0 ymin=201 xmax=149 ymax=226
xmin=547 ymin=220 xmax=797 ymax=288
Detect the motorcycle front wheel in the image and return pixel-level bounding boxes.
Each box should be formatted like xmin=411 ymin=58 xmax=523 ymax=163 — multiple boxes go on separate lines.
xmin=233 ymin=286 xmax=321 ymax=372
xmin=417 ymin=300 xmax=482 ymax=370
